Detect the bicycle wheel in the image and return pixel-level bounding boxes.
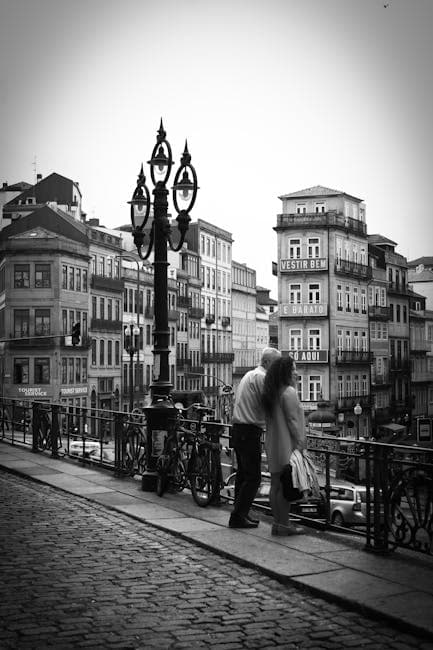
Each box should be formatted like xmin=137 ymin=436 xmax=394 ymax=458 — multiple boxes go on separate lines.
xmin=190 ymin=446 xmax=216 ymax=507
xmin=171 ymin=456 xmax=187 ymax=492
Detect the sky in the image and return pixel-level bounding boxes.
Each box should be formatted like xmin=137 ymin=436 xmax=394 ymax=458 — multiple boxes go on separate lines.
xmin=1 ymin=0 xmax=433 ymax=296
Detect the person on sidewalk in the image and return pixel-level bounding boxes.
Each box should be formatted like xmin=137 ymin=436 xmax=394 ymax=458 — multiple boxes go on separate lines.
xmin=262 ymin=355 xmax=306 ymax=536
xmin=228 ymin=347 xmax=281 ymax=529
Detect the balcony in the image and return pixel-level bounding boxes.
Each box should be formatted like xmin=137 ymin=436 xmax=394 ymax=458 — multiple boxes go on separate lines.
xmin=8 ymin=334 xmax=55 ymax=348
xmin=390 ymin=359 xmax=411 ymax=372
xmin=411 ymin=340 xmax=432 ymax=352
xmin=176 ymin=358 xmax=191 ymax=370
xmin=177 ymin=295 xmax=190 ymax=308
xmin=336 ymin=396 xmax=372 ymax=411
xmin=368 ymin=305 xmax=391 ymax=320
xmin=335 ymin=259 xmax=372 ymax=280
xmin=221 ymin=316 xmax=231 ymax=327
xmin=233 ymin=365 xmax=255 ymax=375
xmin=91 ymin=275 xmax=123 ymax=293
xmin=144 ymin=306 xmax=154 ymax=318
xmin=202 ymin=385 xmax=219 ymax=396
xmin=189 ymin=306 xmax=204 ymax=319
xmin=336 ymin=351 xmax=372 ymax=364
xmin=276 ymin=210 xmax=367 ymax=236
xmin=90 ymin=318 xmax=122 ymax=333
xmin=371 ymin=373 xmax=390 ymax=387
xmin=189 ymin=366 xmax=204 ymax=375
xmin=168 ymin=309 xmax=179 ymax=321
xmin=412 ymin=371 xmax=433 ymax=383
xmin=388 ymin=282 xmax=408 ymax=295
xmin=202 ymin=352 xmax=235 ymax=364
xmin=121 ymin=383 xmax=147 ymax=397
xmin=205 ymin=314 xmax=215 ymax=325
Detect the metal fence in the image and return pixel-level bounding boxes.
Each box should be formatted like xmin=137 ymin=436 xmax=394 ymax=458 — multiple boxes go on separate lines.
xmin=1 ymin=397 xmax=432 ymax=557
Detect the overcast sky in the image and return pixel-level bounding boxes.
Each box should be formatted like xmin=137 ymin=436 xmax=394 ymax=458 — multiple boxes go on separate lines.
xmin=1 ymin=0 xmax=432 ymax=295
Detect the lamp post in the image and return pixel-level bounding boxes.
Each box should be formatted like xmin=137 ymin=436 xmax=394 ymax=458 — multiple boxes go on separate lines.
xmin=354 ymin=402 xmax=363 ymax=482
xmin=112 ymin=254 xmax=144 ymax=411
xmin=129 ymin=120 xmax=198 ymax=490
xmin=124 ymin=321 xmax=140 ymax=412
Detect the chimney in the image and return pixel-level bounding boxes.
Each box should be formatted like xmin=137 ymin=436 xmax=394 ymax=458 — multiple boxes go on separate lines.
xmin=2 ymin=182 xmax=7 ymax=190
xmin=36 ymin=174 xmax=42 ymax=182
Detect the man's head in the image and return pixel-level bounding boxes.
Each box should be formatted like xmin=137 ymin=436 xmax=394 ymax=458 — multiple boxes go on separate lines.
xmin=260 ymin=347 xmax=281 ymax=371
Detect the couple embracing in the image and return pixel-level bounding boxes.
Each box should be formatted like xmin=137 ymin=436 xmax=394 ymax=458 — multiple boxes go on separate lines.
xmin=228 ymin=347 xmax=306 ymax=536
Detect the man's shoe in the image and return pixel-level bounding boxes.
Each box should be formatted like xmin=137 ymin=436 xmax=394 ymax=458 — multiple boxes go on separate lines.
xmin=246 ymin=515 xmax=259 ymax=525
xmin=229 ymin=516 xmax=259 ymax=529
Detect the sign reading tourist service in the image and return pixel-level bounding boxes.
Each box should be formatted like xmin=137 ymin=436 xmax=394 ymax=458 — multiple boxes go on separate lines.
xmin=280 ymin=258 xmax=328 ymax=272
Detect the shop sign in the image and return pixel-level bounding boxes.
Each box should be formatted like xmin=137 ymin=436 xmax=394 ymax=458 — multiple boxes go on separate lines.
xmin=291 ymin=349 xmax=328 ymax=363
xmin=17 ymin=386 xmax=48 ymax=398
xmin=280 ymin=258 xmax=328 ymax=272
xmin=60 ymin=386 xmax=88 ymax=396
xmin=280 ymin=303 xmax=328 ymax=317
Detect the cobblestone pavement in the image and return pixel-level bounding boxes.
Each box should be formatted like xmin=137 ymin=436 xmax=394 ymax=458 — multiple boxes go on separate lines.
xmin=1 ymin=470 xmax=433 ymax=650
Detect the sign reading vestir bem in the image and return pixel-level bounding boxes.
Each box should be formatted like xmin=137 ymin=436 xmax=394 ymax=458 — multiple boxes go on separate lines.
xmin=280 ymin=258 xmax=328 ymax=272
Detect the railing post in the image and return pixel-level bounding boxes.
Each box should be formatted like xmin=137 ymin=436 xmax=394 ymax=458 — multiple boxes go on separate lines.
xmin=51 ymin=404 xmax=60 ymax=458
xmin=114 ymin=412 xmax=124 ymax=478
xmin=32 ymin=402 xmax=39 ymax=452
xmin=367 ymin=443 xmax=390 ymax=554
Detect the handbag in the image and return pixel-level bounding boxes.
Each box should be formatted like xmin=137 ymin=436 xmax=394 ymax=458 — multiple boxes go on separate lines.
xmin=280 ymin=464 xmax=303 ymax=502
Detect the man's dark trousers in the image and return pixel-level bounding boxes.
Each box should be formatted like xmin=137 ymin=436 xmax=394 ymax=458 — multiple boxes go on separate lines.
xmin=231 ymin=423 xmax=262 ymax=519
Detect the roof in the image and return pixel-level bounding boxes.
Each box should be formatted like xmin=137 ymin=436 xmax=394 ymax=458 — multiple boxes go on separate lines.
xmin=408 ymin=256 xmax=433 ymax=268
xmin=367 ymin=233 xmax=398 ymax=247
xmin=278 ymin=185 xmax=363 ymax=202
xmin=0 ymin=204 xmax=88 ymax=244
xmin=4 ymin=172 xmax=81 ymax=208
xmin=1 ymin=181 xmax=32 ymax=192
xmin=408 ymin=268 xmax=433 ymax=282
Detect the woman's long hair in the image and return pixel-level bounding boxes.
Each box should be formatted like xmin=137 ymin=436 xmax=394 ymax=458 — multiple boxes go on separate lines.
xmin=262 ymin=355 xmax=295 ymax=417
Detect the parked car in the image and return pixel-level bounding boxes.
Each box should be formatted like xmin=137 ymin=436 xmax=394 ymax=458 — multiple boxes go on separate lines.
xmin=68 ymin=440 xmax=101 ymax=458
xmin=88 ymin=447 xmax=115 ymax=465
xmin=221 ymin=472 xmax=325 ymax=520
xmin=322 ymin=480 xmax=375 ymax=527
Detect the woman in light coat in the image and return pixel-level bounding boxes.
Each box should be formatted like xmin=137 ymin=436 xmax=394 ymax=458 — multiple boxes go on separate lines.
xmin=262 ymin=355 xmax=306 ymax=535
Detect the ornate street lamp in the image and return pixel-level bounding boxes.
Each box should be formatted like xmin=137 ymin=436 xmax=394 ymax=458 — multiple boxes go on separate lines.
xmin=129 ymin=120 xmax=198 ymax=490
xmin=354 ymin=402 xmax=363 ymax=440
xmin=124 ymin=322 xmax=140 ymax=412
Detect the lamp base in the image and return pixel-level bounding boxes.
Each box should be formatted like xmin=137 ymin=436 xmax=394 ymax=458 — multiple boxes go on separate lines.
xmin=142 ymin=471 xmax=158 ymax=492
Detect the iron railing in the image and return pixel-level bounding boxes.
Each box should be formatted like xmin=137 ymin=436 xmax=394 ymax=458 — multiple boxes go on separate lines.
xmin=1 ymin=397 xmax=432 ymax=557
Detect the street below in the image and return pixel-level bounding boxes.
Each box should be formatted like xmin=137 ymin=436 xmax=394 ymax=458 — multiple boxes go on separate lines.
xmin=1 ymin=469 xmax=432 ymax=650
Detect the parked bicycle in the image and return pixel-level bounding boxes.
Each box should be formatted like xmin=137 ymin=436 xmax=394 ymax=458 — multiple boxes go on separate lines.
xmin=156 ymin=402 xmax=223 ymax=507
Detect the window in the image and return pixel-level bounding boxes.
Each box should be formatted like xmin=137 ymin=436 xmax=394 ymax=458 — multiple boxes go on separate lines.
xmin=337 ymin=285 xmax=343 ymax=311
xmin=289 ymin=238 xmax=301 ymax=259
xmin=68 ymin=358 xmax=74 ymax=383
xmin=345 ymin=330 xmax=351 ymax=350
xmin=61 ymin=358 xmax=67 ymax=384
xmin=308 ymin=238 xmax=320 ymax=258
xmin=345 ymin=286 xmax=351 ymax=311
xmin=99 ymin=298 xmax=105 ymax=320
xmin=75 ymin=358 xmax=81 ymax=383
xmin=107 ymin=340 xmax=112 ymax=366
xmin=14 ymin=310 xmax=29 ymax=338
xmin=289 ymin=284 xmax=301 ymax=304
xmin=308 ymin=283 xmax=320 ymax=304
xmin=35 ymin=264 xmax=51 ymax=288
xmin=296 ymin=203 xmax=306 ymax=214
xmin=62 ymin=265 xmax=68 ymax=290
xmin=290 ymin=329 xmax=302 ymax=350
xmin=69 ymin=267 xmax=74 ymax=290
xmin=107 ymin=299 xmax=112 ymax=321
xmin=14 ymin=358 xmax=29 ymax=384
xmin=75 ymin=268 xmax=81 ymax=292
xmin=308 ymin=329 xmax=320 ymax=350
xmin=345 ymin=375 xmax=352 ymax=397
xmin=91 ymin=339 xmax=97 ymax=365
xmin=115 ymin=341 xmax=120 ymax=365
xmin=35 ymin=309 xmax=50 ymax=336
xmin=99 ymin=340 xmax=105 ymax=366
xmin=338 ymin=375 xmax=343 ymax=399
xmin=396 ymin=304 xmax=401 ymax=322
xmin=314 ymin=202 xmax=325 ymax=213
xmin=34 ymin=358 xmax=50 ymax=384
xmin=337 ymin=328 xmax=343 ymax=353
xmin=309 ymin=375 xmax=322 ymax=401
xmin=14 ymin=264 xmax=30 ymax=288
xmin=92 ymin=297 xmax=97 ymax=319
xmin=353 ymin=288 xmax=359 ymax=312
xmin=353 ymin=331 xmax=359 ymax=351
xmin=62 ymin=310 xmax=68 ymax=335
